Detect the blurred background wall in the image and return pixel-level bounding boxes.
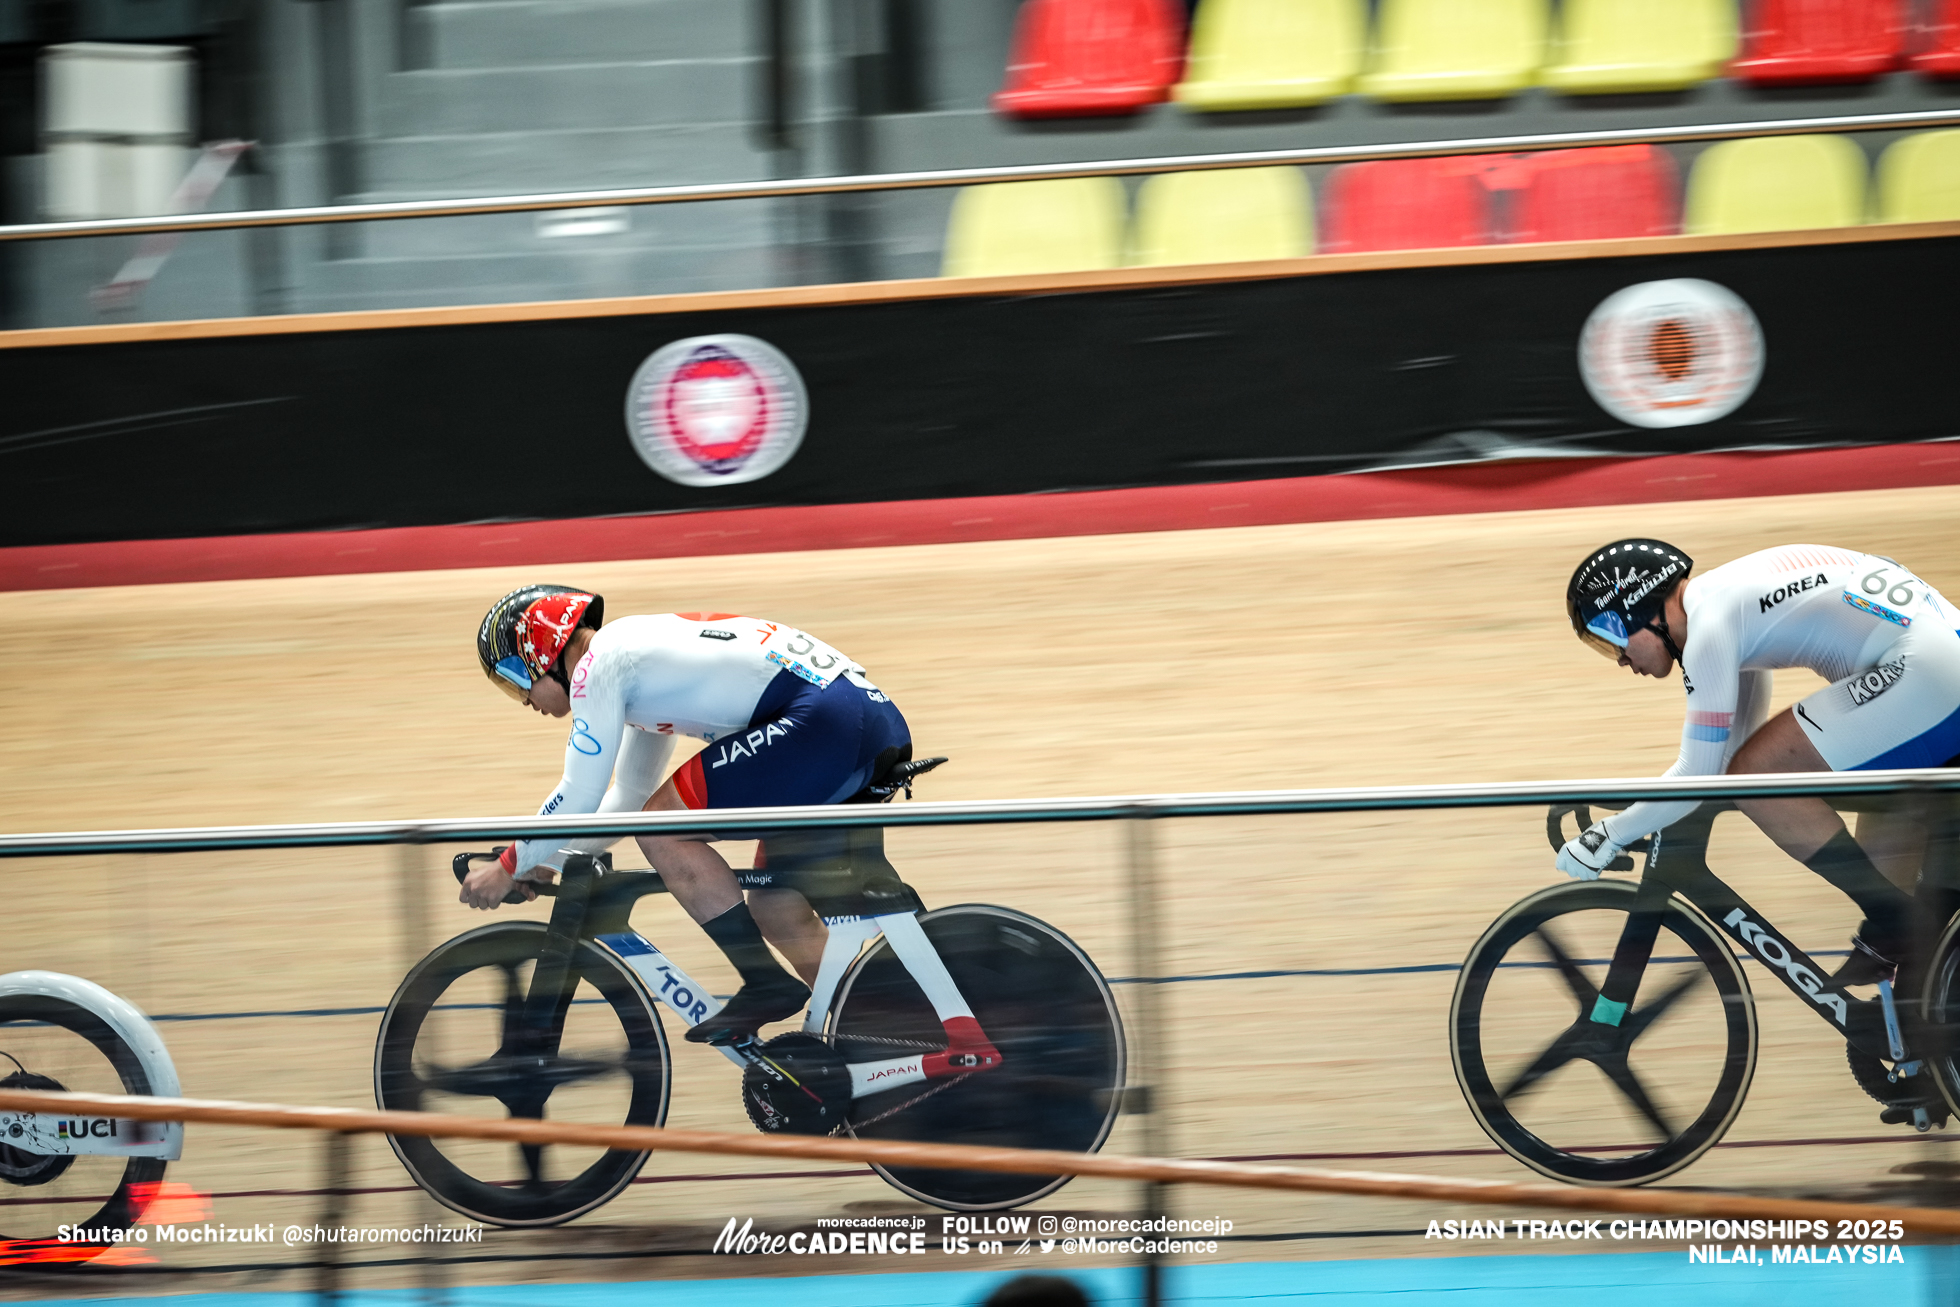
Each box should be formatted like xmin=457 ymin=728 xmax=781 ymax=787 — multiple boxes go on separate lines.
xmin=2 ymin=0 xmax=1957 ymax=326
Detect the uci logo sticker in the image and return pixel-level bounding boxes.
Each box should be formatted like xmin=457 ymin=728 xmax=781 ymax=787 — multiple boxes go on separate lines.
xmin=624 ymin=334 xmax=808 ymax=487
xmin=1579 ymin=279 xmax=1764 ymax=429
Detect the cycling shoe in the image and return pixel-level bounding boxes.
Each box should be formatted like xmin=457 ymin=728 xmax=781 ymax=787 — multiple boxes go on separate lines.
xmin=685 ymin=976 xmax=810 ymax=1046
xmin=1831 ymin=933 xmax=1902 ymax=987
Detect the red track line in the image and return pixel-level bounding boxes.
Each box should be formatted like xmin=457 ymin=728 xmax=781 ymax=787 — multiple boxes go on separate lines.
xmin=7 ymin=443 xmax=1960 ymax=591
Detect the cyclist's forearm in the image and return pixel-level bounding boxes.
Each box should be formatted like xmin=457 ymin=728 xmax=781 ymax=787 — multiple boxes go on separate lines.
xmin=1602 ymin=798 xmax=1697 ymax=847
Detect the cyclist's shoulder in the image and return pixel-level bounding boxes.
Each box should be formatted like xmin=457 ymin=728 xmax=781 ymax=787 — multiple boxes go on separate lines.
xmin=1688 ymin=544 xmax=1870 ymax=603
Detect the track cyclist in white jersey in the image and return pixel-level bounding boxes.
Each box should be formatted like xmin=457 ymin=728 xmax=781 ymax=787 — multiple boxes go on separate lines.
xmin=460 ymin=585 xmax=913 ymax=1046
xmin=1559 ymin=539 xmax=1960 ymax=984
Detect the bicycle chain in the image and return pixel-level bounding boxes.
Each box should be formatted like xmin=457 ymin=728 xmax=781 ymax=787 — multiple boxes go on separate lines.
xmin=825 ymin=1031 xmax=941 ymax=1052
xmin=831 ymin=1070 xmax=975 ymax=1135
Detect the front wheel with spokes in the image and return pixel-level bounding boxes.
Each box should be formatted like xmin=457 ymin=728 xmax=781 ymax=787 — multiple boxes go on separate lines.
xmin=1450 ymin=880 xmax=1757 ymax=1185
xmin=374 ymin=921 xmax=671 ymax=1227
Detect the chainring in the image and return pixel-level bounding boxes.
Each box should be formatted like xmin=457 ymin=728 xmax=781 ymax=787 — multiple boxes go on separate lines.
xmin=0 ymin=1070 xmax=74 ymax=1186
xmin=741 ymin=1033 xmax=852 ymax=1136
xmin=1846 ymin=1041 xmax=1945 ymax=1111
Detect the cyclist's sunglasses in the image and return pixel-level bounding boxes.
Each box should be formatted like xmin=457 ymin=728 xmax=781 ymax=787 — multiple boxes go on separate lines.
xmin=491 ymin=653 xmax=570 ymax=702
xmin=491 ymin=654 xmax=535 ymax=702
xmin=1579 ymin=608 xmax=1632 ymax=661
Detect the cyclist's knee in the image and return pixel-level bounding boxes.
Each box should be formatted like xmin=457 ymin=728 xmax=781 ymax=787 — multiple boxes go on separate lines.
xmin=1726 ymin=708 xmax=1825 ymax=775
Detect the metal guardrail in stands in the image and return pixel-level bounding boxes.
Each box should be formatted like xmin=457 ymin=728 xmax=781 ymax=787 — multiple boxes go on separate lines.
xmin=4 ymin=109 xmax=1960 ymax=243
xmin=1 ymin=768 xmax=1956 ymax=857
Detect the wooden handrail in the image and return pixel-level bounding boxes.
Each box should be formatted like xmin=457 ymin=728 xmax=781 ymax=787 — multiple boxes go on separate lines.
xmin=2 ymin=220 xmax=1956 ymax=353
xmin=4 ymin=1087 xmax=1957 ymax=1233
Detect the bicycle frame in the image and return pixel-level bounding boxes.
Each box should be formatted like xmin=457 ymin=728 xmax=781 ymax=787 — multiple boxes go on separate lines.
xmin=1586 ymin=803 xmax=1893 ymax=1061
xmin=534 ymin=857 xmax=1000 ymax=1098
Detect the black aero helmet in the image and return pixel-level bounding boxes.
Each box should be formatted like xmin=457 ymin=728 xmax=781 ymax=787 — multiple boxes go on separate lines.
xmin=1567 ymin=539 xmax=1693 ymax=662
xmin=477 ymin=584 xmax=605 ymax=701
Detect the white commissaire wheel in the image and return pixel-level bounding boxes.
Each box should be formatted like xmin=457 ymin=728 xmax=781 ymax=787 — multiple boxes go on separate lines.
xmin=0 ymin=971 xmax=183 ymax=1246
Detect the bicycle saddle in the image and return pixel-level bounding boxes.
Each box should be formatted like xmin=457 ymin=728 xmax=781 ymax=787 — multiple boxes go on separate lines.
xmin=849 ymin=754 xmax=949 ymax=804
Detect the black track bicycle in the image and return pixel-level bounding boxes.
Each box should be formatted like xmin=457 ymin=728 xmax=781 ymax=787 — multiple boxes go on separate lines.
xmin=1452 ymin=797 xmax=1960 ymax=1186
xmin=373 ymin=758 xmax=1127 ymax=1226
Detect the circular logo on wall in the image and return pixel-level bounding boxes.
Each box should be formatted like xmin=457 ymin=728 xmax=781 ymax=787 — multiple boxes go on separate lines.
xmin=1578 ymin=279 xmax=1764 ymax=429
xmin=624 ymin=334 xmax=808 ymax=486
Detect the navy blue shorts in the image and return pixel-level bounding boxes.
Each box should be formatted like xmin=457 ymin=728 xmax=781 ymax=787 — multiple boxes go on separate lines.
xmin=672 ymin=668 xmax=911 ymax=811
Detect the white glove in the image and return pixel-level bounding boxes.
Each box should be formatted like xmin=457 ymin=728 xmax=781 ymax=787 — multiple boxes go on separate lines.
xmin=1557 ymin=822 xmax=1625 ymax=880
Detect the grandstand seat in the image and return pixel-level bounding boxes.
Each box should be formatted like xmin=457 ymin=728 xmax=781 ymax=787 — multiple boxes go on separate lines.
xmin=1875 ymin=129 xmax=1960 ymax=222
xmin=993 ymin=0 xmax=1185 ymax=118
xmin=1507 ymin=145 xmax=1681 ymax=241
xmin=940 ymin=178 xmax=1129 ymax=277
xmin=1318 ymin=157 xmax=1493 ymax=252
xmin=1172 ymin=0 xmax=1365 ymax=110
xmin=1911 ymin=0 xmax=1960 ymax=76
xmin=1541 ymin=0 xmax=1736 ymax=93
xmin=1129 ymin=167 xmax=1315 ymax=265
xmin=1729 ymin=0 xmax=1904 ymax=86
xmin=1357 ymin=0 xmax=1548 ymax=102
xmin=1682 ymin=134 xmax=1869 ymax=234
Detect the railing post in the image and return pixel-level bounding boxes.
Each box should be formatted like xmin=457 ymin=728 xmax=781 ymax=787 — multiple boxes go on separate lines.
xmin=316 ymin=1130 xmax=349 ymax=1306
xmin=1126 ymin=810 xmax=1166 ymax=1307
xmin=398 ymin=839 xmax=428 ymax=975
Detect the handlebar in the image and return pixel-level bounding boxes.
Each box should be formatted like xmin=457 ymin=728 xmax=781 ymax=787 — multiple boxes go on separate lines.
xmin=1544 ymin=803 xmax=1644 ymax=873
xmin=453 ymin=849 xmax=559 ymax=903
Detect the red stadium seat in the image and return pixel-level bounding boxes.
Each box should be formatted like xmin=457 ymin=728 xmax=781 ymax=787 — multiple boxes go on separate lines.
xmin=1912 ymin=0 xmax=1960 ymax=76
xmin=1729 ymin=0 xmax=1904 ymax=85
xmin=1318 ymin=156 xmax=1493 ymax=253
xmin=1507 ymin=145 xmax=1681 ymax=243
xmin=993 ymin=0 xmax=1186 ymax=118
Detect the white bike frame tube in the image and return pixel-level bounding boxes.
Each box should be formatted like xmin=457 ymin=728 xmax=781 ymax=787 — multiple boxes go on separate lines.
xmin=847 ymin=1053 xmax=927 ymax=1098
xmin=803 ymin=916 xmax=883 ymax=1035
xmin=0 ymin=970 xmax=183 ymax=1161
xmin=594 ymin=934 xmax=746 ymax=1068
xmin=0 ymin=1110 xmax=176 ymax=1157
xmin=872 ymin=912 xmax=974 ymax=1024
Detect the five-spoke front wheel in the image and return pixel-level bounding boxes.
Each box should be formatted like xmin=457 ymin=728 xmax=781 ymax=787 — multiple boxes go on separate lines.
xmin=373 ymin=922 xmax=671 ymax=1226
xmin=1450 ymin=880 xmax=1757 ymax=1185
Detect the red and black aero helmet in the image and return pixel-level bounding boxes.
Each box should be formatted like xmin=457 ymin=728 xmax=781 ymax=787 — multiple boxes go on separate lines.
xmin=1567 ymin=539 xmax=1692 ymax=662
xmin=477 ymin=584 xmax=604 ymax=700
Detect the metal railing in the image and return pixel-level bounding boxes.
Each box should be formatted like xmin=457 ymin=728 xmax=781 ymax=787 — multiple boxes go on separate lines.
xmin=5 ymin=108 xmax=1960 ymax=243
xmin=3 ymin=768 xmax=1956 ymax=857
xmin=9 ymin=770 xmax=1959 ymax=1301
xmin=7 ymin=1085 xmax=1960 ymax=1232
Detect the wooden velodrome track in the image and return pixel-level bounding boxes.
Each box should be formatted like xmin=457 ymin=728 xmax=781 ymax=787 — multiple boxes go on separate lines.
xmin=7 ymin=482 xmax=1960 ymax=1290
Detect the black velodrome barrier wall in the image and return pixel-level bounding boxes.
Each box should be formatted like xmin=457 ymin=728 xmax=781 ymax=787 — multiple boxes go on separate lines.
xmin=3 ymin=233 xmax=1957 ymax=548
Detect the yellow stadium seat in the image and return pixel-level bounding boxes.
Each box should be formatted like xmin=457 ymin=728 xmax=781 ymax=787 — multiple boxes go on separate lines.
xmin=1357 ymin=0 xmax=1547 ymax=102
xmin=940 ymin=178 xmax=1128 ymax=277
xmin=1172 ymin=0 xmax=1365 ymax=110
xmin=1876 ymin=129 xmax=1960 ymax=223
xmin=1128 ymin=167 xmax=1314 ymax=265
xmin=1542 ymin=0 xmax=1735 ymax=94
xmin=1683 ymin=134 xmax=1869 ymax=235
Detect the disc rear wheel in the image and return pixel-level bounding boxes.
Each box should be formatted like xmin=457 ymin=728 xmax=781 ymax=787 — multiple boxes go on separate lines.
xmin=828 ymin=905 xmax=1125 ymax=1210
